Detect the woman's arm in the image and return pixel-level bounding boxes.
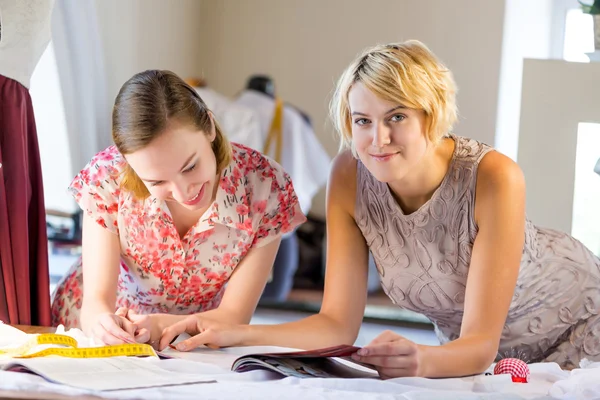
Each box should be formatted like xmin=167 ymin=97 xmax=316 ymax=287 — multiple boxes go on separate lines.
xmin=198 ymin=236 xmax=282 ymax=324
xmin=160 ymin=151 xmax=371 ymax=351
xmin=132 ymin=237 xmax=283 ymax=343
xmin=80 ymin=214 xmax=138 ymax=343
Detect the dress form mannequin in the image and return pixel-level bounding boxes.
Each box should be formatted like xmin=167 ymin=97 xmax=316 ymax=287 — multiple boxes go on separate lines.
xmin=0 ymin=0 xmax=54 ymax=326
xmin=246 ymin=75 xmax=275 ymax=98
xmin=186 ymin=77 xmax=262 ymax=151
xmin=245 ymin=75 xmax=312 ymax=125
xmin=243 ymin=75 xmax=300 ymax=303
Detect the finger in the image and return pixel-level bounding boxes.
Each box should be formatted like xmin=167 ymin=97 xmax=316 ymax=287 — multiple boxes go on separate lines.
xmin=115 ymin=307 xmax=129 ymax=318
xmin=119 ymin=316 xmax=138 ymax=340
xmin=368 ymin=330 xmax=405 ymax=345
xmin=126 ymin=309 xmax=143 ymax=323
xmin=377 ymin=367 xmax=415 ymax=379
xmin=158 ymin=316 xmax=198 ymax=351
xmin=358 ymin=341 xmax=415 ymax=357
xmin=134 ymin=327 xmax=151 ymax=344
xmin=99 ymin=316 xmax=135 ymax=343
xmin=175 ymin=330 xmax=219 ymax=352
xmin=93 ymin=323 xmax=125 ymax=345
xmin=351 ymin=354 xmax=415 ymax=369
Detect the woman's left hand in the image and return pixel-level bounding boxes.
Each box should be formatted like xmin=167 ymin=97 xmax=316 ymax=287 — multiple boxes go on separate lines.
xmin=351 ymin=330 xmax=424 ymax=379
xmin=116 ymin=308 xmax=177 ymax=349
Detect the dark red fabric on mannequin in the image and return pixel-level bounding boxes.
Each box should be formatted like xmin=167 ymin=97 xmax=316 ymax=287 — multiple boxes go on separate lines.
xmin=0 ymin=74 xmax=51 ymax=326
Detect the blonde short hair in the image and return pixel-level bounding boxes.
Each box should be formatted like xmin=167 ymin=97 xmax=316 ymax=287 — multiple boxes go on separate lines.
xmin=330 ymin=40 xmax=458 ymax=153
xmin=112 ymin=70 xmax=232 ymax=200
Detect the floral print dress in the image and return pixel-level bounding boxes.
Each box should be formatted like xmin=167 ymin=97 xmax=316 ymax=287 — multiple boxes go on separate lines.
xmin=51 ymin=143 xmax=306 ymax=328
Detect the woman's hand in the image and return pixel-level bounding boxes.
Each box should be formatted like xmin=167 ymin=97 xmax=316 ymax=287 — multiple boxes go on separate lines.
xmin=89 ymin=311 xmax=141 ymax=345
xmin=116 ymin=308 xmax=178 ymax=348
xmin=158 ymin=315 xmax=248 ymax=352
xmin=350 ymin=330 xmax=423 ymax=379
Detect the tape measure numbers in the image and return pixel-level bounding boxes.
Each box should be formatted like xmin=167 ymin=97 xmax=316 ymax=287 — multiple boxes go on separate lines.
xmin=0 ymin=333 xmax=157 ymax=359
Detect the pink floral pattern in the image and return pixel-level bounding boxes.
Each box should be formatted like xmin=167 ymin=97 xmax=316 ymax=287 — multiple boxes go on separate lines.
xmin=51 ymin=143 xmax=306 ymax=328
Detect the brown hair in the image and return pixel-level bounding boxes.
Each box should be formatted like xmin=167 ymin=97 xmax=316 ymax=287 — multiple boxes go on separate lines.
xmin=112 ymin=69 xmax=232 ymax=199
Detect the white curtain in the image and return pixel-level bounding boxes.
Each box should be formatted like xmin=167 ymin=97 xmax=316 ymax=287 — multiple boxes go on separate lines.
xmin=51 ymin=0 xmax=110 ymax=181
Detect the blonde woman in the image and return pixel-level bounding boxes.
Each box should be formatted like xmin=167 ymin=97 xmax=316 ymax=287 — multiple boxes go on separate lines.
xmin=50 ymin=70 xmax=305 ymax=345
xmin=158 ymin=41 xmax=600 ymax=378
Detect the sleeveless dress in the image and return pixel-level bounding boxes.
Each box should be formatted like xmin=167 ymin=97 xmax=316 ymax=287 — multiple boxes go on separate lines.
xmin=355 ymin=134 xmax=600 ymax=369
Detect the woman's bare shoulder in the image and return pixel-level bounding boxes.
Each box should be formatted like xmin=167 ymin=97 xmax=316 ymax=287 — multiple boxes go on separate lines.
xmin=328 ymin=150 xmax=359 ymax=215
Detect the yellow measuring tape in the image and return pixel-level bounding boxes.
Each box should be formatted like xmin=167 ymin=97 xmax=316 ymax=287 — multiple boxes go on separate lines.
xmin=0 ymin=333 xmax=157 ymax=359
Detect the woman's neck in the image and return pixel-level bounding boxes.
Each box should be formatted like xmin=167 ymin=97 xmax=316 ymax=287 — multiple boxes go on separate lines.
xmin=387 ymin=137 xmax=455 ymax=214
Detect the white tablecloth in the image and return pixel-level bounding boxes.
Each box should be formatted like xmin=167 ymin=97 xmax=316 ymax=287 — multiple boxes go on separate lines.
xmin=2 ymin=322 xmax=599 ymax=399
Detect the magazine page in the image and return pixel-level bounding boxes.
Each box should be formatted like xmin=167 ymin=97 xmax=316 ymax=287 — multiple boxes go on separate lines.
xmin=233 ymin=344 xmax=378 ymax=372
xmin=1 ymin=357 xmax=215 ymax=391
xmin=249 ymin=344 xmax=362 ymax=358
xmin=232 ymin=354 xmax=378 ymax=379
xmin=162 ymin=336 xmax=378 ymax=378
xmin=160 ymin=344 xmax=302 ymax=370
xmin=160 ymin=333 xmax=302 ymax=370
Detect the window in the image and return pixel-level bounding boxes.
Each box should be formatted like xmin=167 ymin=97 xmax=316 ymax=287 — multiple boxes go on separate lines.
xmin=29 ymin=41 xmax=78 ymax=290
xmin=560 ymin=3 xmax=600 ymax=255
xmin=571 ymin=123 xmax=600 ymax=256
xmin=563 ymin=8 xmax=595 ymax=62
xmin=29 ymin=41 xmax=73 ymax=213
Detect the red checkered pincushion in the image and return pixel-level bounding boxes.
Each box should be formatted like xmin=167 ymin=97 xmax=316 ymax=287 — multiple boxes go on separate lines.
xmin=493 ymin=358 xmax=530 ymax=383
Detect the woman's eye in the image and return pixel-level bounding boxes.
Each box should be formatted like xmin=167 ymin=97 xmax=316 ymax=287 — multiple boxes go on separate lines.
xmin=183 ymin=163 xmax=196 ymax=173
xmin=354 ymin=118 xmax=370 ymax=126
xmin=390 ymin=114 xmax=406 ymax=122
xmin=150 ymin=181 xmax=164 ymax=187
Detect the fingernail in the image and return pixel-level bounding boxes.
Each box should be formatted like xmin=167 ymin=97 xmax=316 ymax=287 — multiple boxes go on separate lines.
xmin=357 ymin=349 xmax=368 ymax=356
xmin=176 ymin=343 xmax=187 ymax=351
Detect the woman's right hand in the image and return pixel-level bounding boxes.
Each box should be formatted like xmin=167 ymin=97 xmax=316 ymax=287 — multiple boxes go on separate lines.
xmin=117 ymin=308 xmax=176 ymax=348
xmin=89 ymin=311 xmax=145 ymax=345
xmin=158 ymin=315 xmax=248 ymax=352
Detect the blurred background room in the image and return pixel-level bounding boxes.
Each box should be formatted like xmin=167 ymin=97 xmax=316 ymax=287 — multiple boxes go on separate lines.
xmin=31 ymin=0 xmax=600 ymax=346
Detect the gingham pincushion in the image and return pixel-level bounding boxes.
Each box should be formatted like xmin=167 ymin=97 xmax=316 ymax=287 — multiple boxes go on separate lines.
xmin=493 ymin=358 xmax=530 ymax=383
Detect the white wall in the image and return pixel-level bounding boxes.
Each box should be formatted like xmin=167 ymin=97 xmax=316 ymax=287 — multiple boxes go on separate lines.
xmin=197 ymin=0 xmax=507 ymax=217
xmin=495 ymin=0 xmax=553 ymax=160
xmin=518 ymin=59 xmax=600 ymax=234
xmin=94 ymin=0 xmax=206 ymax=119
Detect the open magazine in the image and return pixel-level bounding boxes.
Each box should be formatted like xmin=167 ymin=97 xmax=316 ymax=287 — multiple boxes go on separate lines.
xmin=229 ymin=344 xmax=379 ymax=379
xmin=159 ymin=333 xmax=380 ymax=379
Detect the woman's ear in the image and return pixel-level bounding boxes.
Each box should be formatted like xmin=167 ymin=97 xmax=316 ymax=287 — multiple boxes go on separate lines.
xmin=208 ymin=111 xmax=217 ymax=142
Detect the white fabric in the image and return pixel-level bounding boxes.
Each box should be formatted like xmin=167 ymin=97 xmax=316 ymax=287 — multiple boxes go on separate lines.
xmin=0 ymin=0 xmax=55 ymax=88
xmin=4 ymin=322 xmax=600 ymax=399
xmin=235 ymin=90 xmax=331 ymax=215
xmin=195 ymin=87 xmax=263 ymax=152
xmin=3 ymin=355 xmax=600 ymax=399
